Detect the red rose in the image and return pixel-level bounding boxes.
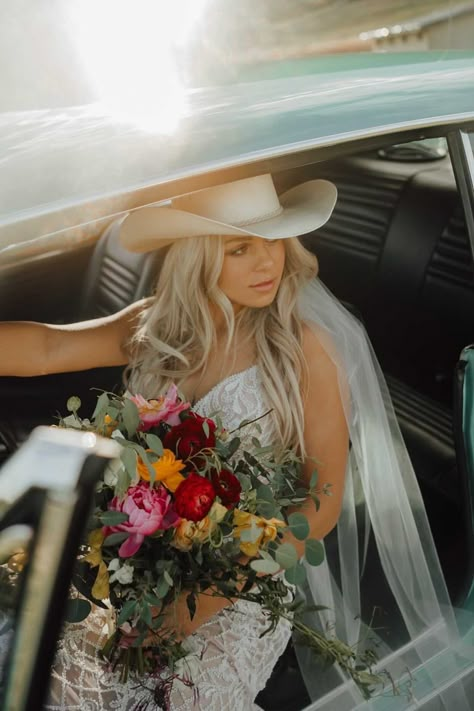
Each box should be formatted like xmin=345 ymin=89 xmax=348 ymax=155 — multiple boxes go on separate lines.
xmin=211 ymin=469 xmax=242 ymax=508
xmin=163 ymin=413 xmax=216 ymax=463
xmin=174 ymin=472 xmax=216 ymax=521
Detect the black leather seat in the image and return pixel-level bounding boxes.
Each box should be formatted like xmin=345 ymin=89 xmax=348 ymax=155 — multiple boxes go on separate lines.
xmin=77 ymin=215 xmax=162 ymax=319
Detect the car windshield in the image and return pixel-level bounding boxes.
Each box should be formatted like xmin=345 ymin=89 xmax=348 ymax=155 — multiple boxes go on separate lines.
xmin=1 ymin=1 xmax=474 ymax=252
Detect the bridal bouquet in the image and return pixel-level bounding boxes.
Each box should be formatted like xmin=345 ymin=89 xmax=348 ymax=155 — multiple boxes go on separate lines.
xmin=57 ymin=386 xmax=382 ymax=706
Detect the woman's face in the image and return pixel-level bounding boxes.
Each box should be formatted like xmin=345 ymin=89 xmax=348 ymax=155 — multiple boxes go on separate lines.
xmin=218 ymin=235 xmax=286 ymax=310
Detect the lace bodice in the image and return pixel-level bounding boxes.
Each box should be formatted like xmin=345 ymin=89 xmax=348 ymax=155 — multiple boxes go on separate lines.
xmin=193 ymin=365 xmax=276 ymax=447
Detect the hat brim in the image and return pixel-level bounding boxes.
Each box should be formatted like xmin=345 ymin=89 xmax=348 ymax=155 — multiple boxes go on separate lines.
xmin=120 ymin=179 xmax=337 ymax=253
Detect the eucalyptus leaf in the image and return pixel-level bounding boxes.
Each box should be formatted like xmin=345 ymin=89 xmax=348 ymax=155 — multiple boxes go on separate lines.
xmin=155 ymin=577 xmax=170 ymax=599
xmin=257 ymin=485 xmax=277 ymax=518
xmin=99 ymin=511 xmax=129 ymax=526
xmin=66 ymin=396 xmax=82 ymax=414
xmin=141 ymin=602 xmax=153 ymax=628
xmin=144 ymin=433 xmax=164 ymax=456
xmin=92 ymin=392 xmax=110 ymax=420
xmin=226 ymin=437 xmax=241 ymax=457
xmin=116 ymin=464 xmax=132 ymax=497
xmin=103 ymin=532 xmax=129 ymax=547
xmin=122 ymin=398 xmax=140 ymax=438
xmin=121 ymin=447 xmax=138 ymax=480
xmin=288 ymin=512 xmax=310 ymax=541
xmin=305 ymin=538 xmax=325 ymax=566
xmin=117 ymin=599 xmax=137 ymax=626
xmin=145 ymin=593 xmax=164 ymax=607
xmin=284 ymin=562 xmax=307 ymax=586
xmin=250 ymin=558 xmax=280 ymax=575
xmin=257 ymin=485 xmax=274 ymax=503
xmin=65 ymin=598 xmax=91 ymax=623
xmin=275 ymin=542 xmax=298 ymax=570
xmin=202 ymin=421 xmax=210 ymax=438
xmin=310 ymin=470 xmax=318 ymax=488
xmin=135 ymin=445 xmax=156 ymax=483
xmin=259 ymin=501 xmax=277 ymax=519
xmin=164 ymin=570 xmax=174 ymax=587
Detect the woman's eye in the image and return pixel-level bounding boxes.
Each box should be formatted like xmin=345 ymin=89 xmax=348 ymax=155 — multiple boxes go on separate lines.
xmin=229 ymin=245 xmax=247 ymax=256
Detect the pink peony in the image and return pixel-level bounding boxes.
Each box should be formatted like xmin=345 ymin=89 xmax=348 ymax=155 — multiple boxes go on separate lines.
xmin=130 ymin=385 xmax=190 ymax=430
xmin=104 ymin=482 xmax=180 ymax=558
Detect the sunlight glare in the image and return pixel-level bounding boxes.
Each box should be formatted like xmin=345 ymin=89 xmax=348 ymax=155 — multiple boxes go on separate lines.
xmin=67 ymin=0 xmax=209 ymax=133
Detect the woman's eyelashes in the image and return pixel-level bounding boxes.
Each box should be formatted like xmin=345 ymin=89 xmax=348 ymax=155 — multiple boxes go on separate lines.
xmin=227 ymin=239 xmax=280 ymax=256
xmin=229 ymin=244 xmax=248 ymax=256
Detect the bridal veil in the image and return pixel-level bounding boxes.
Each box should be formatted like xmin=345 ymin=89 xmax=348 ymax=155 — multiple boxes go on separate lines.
xmin=295 ymin=277 xmax=473 ymax=710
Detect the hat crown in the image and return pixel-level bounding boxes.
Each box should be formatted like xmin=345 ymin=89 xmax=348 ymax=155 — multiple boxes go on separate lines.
xmin=172 ymin=174 xmax=282 ymax=227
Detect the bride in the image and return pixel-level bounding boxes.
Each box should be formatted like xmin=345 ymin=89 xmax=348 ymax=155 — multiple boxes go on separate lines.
xmin=0 ymin=174 xmax=471 ymax=709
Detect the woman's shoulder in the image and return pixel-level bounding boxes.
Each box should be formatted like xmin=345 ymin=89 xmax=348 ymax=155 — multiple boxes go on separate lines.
xmin=301 ymin=321 xmax=335 ymax=365
xmin=301 ymin=320 xmax=349 ymax=409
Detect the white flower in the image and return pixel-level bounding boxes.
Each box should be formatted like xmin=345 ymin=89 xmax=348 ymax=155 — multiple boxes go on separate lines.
xmin=108 ymin=560 xmax=134 ymax=584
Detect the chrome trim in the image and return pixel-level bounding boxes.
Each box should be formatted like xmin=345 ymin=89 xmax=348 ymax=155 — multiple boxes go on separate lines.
xmin=447 ymin=130 xmax=474 ymax=261
xmin=2 ymin=492 xmax=78 ymax=711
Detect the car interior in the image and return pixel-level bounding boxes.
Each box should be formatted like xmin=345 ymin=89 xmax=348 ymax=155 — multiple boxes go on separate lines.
xmin=1 ymin=133 xmax=473 ymax=710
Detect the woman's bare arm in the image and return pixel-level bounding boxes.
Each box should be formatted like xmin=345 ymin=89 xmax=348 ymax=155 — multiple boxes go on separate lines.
xmin=0 ymin=299 xmax=148 ymax=377
xmin=282 ymin=324 xmax=349 ymax=552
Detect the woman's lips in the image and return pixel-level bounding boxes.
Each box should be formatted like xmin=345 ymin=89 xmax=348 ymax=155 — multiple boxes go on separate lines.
xmin=251 ymin=279 xmax=275 ymax=292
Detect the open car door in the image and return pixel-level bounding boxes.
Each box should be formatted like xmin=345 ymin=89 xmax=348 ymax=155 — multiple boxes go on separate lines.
xmin=0 ymin=427 xmax=119 ymax=711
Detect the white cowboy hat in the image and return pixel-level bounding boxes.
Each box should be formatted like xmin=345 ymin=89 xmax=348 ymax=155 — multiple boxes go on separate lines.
xmin=120 ymin=173 xmax=337 ymax=252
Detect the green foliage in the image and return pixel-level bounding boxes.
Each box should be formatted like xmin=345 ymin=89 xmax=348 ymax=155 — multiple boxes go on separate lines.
xmin=305 ymin=538 xmax=325 ymax=566
xmin=117 ymin=599 xmax=137 ymax=626
xmin=275 ymin=542 xmax=298 ymax=569
xmin=99 ymin=511 xmax=129 ymax=526
xmin=288 ymin=512 xmax=310 ymax=540
xmin=250 ymin=558 xmax=280 ymax=575
xmin=284 ymin=562 xmax=307 ymax=586
xmin=65 ymin=598 xmax=92 ymax=623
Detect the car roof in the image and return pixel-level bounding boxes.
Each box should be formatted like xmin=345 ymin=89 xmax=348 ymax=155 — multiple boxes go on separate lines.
xmin=1 ymin=52 xmax=474 ymax=251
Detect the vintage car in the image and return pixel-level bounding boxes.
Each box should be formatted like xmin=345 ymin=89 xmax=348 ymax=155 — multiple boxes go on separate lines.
xmin=0 ymin=50 xmax=474 ymax=710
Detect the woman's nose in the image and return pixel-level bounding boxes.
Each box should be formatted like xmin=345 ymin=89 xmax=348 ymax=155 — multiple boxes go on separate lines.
xmin=254 ymin=242 xmax=275 ymax=270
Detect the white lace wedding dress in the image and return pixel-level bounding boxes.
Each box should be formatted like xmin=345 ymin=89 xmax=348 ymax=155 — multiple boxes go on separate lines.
xmin=44 ymin=366 xmax=293 ymax=710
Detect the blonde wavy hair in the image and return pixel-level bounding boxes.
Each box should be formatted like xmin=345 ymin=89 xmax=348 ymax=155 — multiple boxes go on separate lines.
xmin=126 ymin=236 xmax=318 ymax=455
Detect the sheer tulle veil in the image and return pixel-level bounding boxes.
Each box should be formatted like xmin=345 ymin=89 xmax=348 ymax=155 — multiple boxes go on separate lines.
xmin=295 ymin=278 xmax=473 ymax=710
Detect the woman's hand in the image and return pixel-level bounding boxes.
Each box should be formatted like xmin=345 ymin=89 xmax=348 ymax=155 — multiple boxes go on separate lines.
xmin=120 ymin=590 xmax=234 ymax=648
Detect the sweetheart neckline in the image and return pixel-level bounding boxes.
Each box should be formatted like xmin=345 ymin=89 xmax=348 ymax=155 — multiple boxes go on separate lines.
xmin=192 ymin=365 xmax=258 ymax=409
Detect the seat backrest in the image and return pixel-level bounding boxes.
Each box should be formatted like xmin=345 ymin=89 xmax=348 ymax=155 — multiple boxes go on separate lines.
xmin=77 ymin=216 xmax=162 ymax=319
xmin=453 ymin=345 xmax=474 ymax=610
xmin=302 ymin=156 xmax=474 ymax=404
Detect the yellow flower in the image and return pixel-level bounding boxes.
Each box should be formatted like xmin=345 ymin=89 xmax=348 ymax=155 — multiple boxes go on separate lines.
xmin=84 ymin=529 xmax=110 ymax=600
xmin=102 ymin=414 xmax=116 ymax=437
xmin=232 ymin=510 xmax=286 ymax=557
xmin=172 ymin=501 xmax=227 ymax=551
xmin=137 ymin=449 xmax=185 ymax=491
